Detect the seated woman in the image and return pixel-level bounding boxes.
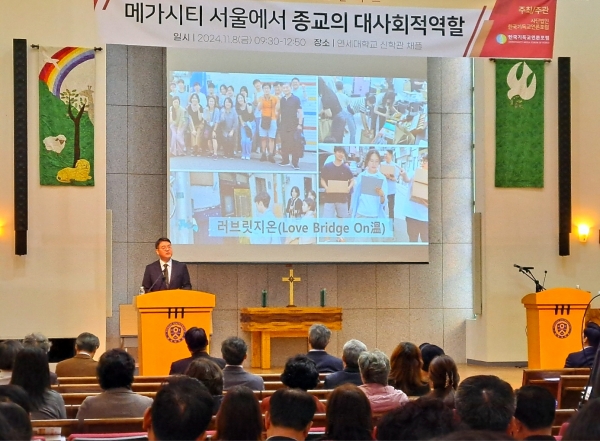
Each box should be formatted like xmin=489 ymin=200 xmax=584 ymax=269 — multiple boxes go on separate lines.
xmin=564 ymin=322 xmax=600 ymax=368
xmin=10 ymin=347 xmax=66 ymax=420
xmin=358 ymin=350 xmax=408 ymax=413
xmin=0 ymin=340 xmax=23 ymax=385
xmin=388 ymin=342 xmax=430 ymax=396
xmin=426 ymin=355 xmax=460 ymax=408
xmin=214 ymin=385 xmax=262 ymax=441
xmin=260 ymin=355 xmax=326 ymax=414
xmin=76 ymin=349 xmax=153 ymax=420
xmin=323 ymin=384 xmax=373 ymax=441
xmin=185 ymin=358 xmax=224 ymax=415
xmin=169 ymin=327 xmax=225 ymax=374
xmin=419 ymin=343 xmax=445 ymax=375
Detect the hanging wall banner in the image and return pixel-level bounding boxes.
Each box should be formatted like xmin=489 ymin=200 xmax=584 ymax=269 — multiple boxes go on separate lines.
xmin=94 ymin=0 xmax=556 ymax=59
xmin=38 ymin=47 xmax=96 ymax=186
xmin=495 ymin=59 xmax=545 ymax=188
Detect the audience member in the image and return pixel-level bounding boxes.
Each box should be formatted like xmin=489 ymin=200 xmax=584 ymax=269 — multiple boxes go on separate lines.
xmin=221 ymin=337 xmax=264 ymax=391
xmin=419 ymin=343 xmax=445 ymax=373
xmin=0 ymin=412 xmax=15 ymax=441
xmin=562 ymin=397 xmax=600 ymax=440
xmin=324 ymin=339 xmax=367 ymax=389
xmin=388 ymin=342 xmax=430 ymax=396
xmin=76 ymin=349 xmax=152 ymax=420
xmin=564 ymin=321 xmax=600 ymax=368
xmin=0 ymin=340 xmax=23 ymax=385
xmin=214 ymin=385 xmax=262 ymax=441
xmin=185 ymin=358 xmax=224 ymax=414
xmin=22 ymin=333 xmax=58 ymax=385
xmin=169 ymin=327 xmax=226 ymax=374
xmin=510 ymin=385 xmax=555 ymax=440
xmin=358 ymin=350 xmax=408 ymax=413
xmin=323 ymin=384 xmax=373 ymax=440
xmin=376 ymin=397 xmax=459 ymax=440
xmin=427 ymin=355 xmax=460 ymax=407
xmin=455 ymin=375 xmax=515 ymax=433
xmin=261 ymin=355 xmax=325 ymax=413
xmin=306 ymin=324 xmax=343 ymax=373
xmin=0 ymin=402 xmax=31 ymax=441
xmin=56 ymin=332 xmax=100 ymax=377
xmin=10 ymin=347 xmax=66 ymax=419
xmin=436 ymin=430 xmax=514 ymax=440
xmin=264 ymin=389 xmax=316 ymax=441
xmin=143 ymin=376 xmax=214 ymax=441
xmin=0 ymin=385 xmax=31 ymax=413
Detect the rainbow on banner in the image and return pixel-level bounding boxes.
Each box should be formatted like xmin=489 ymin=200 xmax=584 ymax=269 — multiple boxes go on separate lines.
xmin=39 ymin=47 xmax=95 ymax=97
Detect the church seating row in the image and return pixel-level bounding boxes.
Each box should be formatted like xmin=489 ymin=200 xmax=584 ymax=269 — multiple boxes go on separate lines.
xmin=56 ymin=373 xmax=329 ymax=385
xmin=556 ymin=375 xmax=589 ymax=409
xmin=521 ymin=368 xmax=590 ymax=398
xmin=53 ymin=383 xmax=163 ymax=394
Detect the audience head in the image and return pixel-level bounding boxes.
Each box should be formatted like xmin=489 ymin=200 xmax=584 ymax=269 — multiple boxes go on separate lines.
xmin=266 ymin=388 xmax=316 ymax=441
xmin=436 ymin=430 xmax=514 ymax=440
xmin=511 ymin=385 xmax=555 ymax=440
xmin=0 ymin=385 xmax=31 ymax=413
xmin=376 ymin=397 xmax=459 ymax=440
xmin=389 ymin=342 xmax=425 ymax=390
xmin=185 ymin=358 xmax=223 ymax=396
xmin=563 ymin=398 xmax=600 ymax=440
xmin=21 ymin=333 xmax=51 ymax=352
xmin=358 ymin=350 xmax=390 ymax=386
xmin=184 ymin=327 xmax=209 ymax=353
xmin=97 ymin=348 xmax=135 ymax=390
xmin=308 ymin=324 xmax=332 ymax=350
xmin=281 ymin=355 xmax=319 ymax=391
xmin=419 ymin=343 xmax=445 ymax=372
xmin=221 ymin=337 xmax=247 ymax=366
xmin=428 ymin=355 xmax=460 ymax=406
xmin=144 ymin=376 xmax=214 ymax=441
xmin=0 ymin=340 xmax=23 ymax=371
xmin=215 ymin=385 xmax=262 ymax=441
xmin=342 ymin=339 xmax=368 ymax=369
xmin=0 ymin=402 xmax=31 ymax=441
xmin=455 ymin=375 xmax=515 ymax=433
xmin=324 ymin=384 xmax=373 ymax=440
xmin=75 ymin=332 xmax=100 ymax=354
xmin=584 ymin=322 xmax=600 ymax=348
xmin=10 ymin=347 xmax=50 ymax=408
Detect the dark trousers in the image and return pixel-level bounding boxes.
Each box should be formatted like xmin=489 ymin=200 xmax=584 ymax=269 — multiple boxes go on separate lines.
xmin=281 ymin=130 xmax=301 ymax=166
xmin=387 ymin=194 xmax=395 ymax=219
xmin=406 ymin=217 xmax=429 ymax=242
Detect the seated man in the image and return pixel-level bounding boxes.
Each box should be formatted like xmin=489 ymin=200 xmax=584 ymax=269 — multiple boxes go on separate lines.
xmin=565 ymin=322 xmax=600 ymax=368
xmin=511 ymin=386 xmax=556 ymax=440
xmin=265 ymin=388 xmax=317 ymax=441
xmin=22 ymin=333 xmax=58 ymax=385
xmin=324 ymin=339 xmax=367 ymax=389
xmin=143 ymin=376 xmax=214 ymax=441
xmin=76 ymin=349 xmax=153 ymax=420
xmin=221 ymin=337 xmax=264 ymax=391
xmin=306 ymin=324 xmax=343 ymax=373
xmin=55 ymin=332 xmax=100 ymax=377
xmin=455 ymin=375 xmax=515 ymax=434
xmin=169 ymin=327 xmax=225 ymax=374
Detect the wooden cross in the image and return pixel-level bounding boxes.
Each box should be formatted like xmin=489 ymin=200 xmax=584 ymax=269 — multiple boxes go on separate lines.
xmin=282 ymin=269 xmax=301 ymax=307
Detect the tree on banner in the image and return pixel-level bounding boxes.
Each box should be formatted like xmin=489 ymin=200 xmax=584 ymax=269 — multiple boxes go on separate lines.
xmin=60 ymin=88 xmax=88 ymax=168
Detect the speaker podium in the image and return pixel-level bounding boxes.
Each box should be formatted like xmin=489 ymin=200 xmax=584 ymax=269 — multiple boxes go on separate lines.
xmin=135 ymin=289 xmax=215 ymax=375
xmin=522 ymin=288 xmax=591 ymax=368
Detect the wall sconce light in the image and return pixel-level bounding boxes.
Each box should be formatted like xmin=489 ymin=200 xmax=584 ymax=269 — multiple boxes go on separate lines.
xmin=578 ymin=225 xmax=590 ymax=243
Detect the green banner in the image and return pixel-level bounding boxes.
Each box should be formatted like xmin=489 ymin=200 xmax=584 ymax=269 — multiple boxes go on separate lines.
xmin=495 ymin=59 xmax=545 ymax=188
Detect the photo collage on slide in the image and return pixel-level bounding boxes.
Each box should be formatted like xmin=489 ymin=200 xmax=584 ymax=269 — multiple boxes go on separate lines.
xmin=168 ymin=72 xmax=428 ymax=246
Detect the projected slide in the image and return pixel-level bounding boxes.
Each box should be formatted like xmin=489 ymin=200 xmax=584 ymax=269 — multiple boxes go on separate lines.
xmin=167 ymin=70 xmax=428 ymax=261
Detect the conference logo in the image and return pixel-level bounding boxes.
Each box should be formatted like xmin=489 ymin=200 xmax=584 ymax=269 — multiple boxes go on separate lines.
xmin=552 ymin=318 xmax=572 ymax=339
xmin=496 ymin=34 xmax=508 ymax=44
xmin=506 ymin=61 xmax=537 ymax=107
xmin=165 ymin=322 xmax=186 ymax=343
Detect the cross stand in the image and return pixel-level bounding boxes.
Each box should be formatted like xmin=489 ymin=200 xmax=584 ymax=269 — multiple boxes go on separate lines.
xmin=282 ymin=269 xmax=301 ymax=307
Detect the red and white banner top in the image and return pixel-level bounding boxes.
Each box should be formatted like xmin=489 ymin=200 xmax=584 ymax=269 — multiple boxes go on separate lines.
xmin=94 ymin=0 xmax=556 ymax=58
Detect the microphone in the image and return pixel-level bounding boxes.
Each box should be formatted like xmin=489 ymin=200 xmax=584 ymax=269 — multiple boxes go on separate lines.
xmin=146 ymin=274 xmax=165 ymax=293
xmin=522 ymin=267 xmax=534 ymax=271
xmin=514 ymin=264 xmax=522 ymax=269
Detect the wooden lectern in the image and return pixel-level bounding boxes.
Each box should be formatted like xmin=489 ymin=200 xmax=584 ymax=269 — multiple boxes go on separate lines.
xmin=522 ymin=288 xmax=591 ymax=369
xmin=135 ymin=289 xmax=215 ymax=375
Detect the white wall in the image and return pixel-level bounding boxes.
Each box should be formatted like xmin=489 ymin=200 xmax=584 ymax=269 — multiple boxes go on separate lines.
xmin=468 ymin=0 xmax=600 ymax=362
xmin=0 ymin=1 xmax=107 ymax=348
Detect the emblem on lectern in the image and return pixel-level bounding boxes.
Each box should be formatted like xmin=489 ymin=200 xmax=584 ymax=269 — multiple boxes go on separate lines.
xmin=552 ymin=318 xmax=572 ymax=339
xmin=165 ymin=321 xmax=186 ymax=343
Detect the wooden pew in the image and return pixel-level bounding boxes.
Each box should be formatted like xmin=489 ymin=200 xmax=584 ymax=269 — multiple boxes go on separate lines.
xmin=521 ymin=368 xmax=590 ymax=398
xmin=32 ymin=418 xmax=144 ymax=438
xmin=58 ymin=376 xmax=169 ymax=385
xmin=557 ymin=375 xmax=589 ymax=409
xmin=552 ymin=409 xmax=577 ymax=435
xmin=260 ymin=389 xmax=333 ymax=400
xmin=54 ymin=383 xmax=162 ymax=394
xmin=61 ymin=392 xmax=156 ymax=406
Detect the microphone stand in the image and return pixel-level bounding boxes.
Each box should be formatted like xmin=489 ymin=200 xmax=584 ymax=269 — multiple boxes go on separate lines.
xmin=515 ymin=266 xmax=546 ymax=293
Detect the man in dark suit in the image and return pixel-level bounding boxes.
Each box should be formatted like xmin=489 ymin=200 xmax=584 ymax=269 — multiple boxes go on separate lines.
xmin=265 ymin=389 xmax=316 ymax=441
xmin=564 ymin=322 xmax=600 ymax=368
xmin=55 ymin=332 xmax=99 ymax=377
xmin=221 ymin=337 xmax=264 ymax=391
xmin=142 ymin=237 xmax=191 ymax=293
xmin=306 ymin=324 xmax=343 ymax=373
xmin=169 ymin=327 xmax=225 ymax=374
xmin=324 ymin=339 xmax=367 ymax=389
xmin=511 ymin=386 xmax=556 ymax=440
